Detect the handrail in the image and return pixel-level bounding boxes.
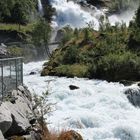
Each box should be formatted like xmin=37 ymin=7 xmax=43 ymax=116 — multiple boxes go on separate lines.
xmin=0 ymin=57 xmax=23 ymax=100
xmin=0 ymin=57 xmax=23 ymax=61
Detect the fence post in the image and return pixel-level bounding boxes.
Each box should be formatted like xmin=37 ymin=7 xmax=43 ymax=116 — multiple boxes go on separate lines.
xmin=21 ymin=58 xmax=23 ymax=85
xmin=1 ymin=61 xmax=3 ymax=100
xmin=15 ymin=59 xmax=18 ymax=89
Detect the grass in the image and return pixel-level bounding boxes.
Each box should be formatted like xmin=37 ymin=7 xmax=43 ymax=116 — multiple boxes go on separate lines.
xmin=0 ymin=22 xmax=36 ymax=33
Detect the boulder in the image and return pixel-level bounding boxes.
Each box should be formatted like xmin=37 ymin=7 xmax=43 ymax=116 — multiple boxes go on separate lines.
xmin=29 ymin=72 xmax=37 ymax=75
xmin=124 ymin=88 xmax=140 ymax=107
xmin=0 ymin=103 xmax=12 ymax=134
xmin=0 ymin=130 xmax=5 ymax=140
xmin=0 ymin=86 xmax=34 ymax=138
xmin=58 ymin=130 xmax=83 ymax=140
xmin=69 ymin=85 xmax=79 ymax=90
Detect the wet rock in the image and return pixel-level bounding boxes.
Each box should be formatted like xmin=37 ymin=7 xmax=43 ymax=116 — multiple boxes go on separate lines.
xmin=124 ymin=88 xmax=140 ymax=107
xmin=119 ymin=80 xmax=134 ymax=86
xmin=69 ymin=85 xmax=79 ymax=90
xmin=29 ymin=72 xmax=36 ymax=75
xmin=58 ymin=130 xmax=83 ymax=140
xmin=55 ymin=29 xmax=65 ymax=42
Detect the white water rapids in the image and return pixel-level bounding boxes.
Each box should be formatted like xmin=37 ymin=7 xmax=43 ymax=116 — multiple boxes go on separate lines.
xmin=24 ymin=61 xmax=140 ymax=140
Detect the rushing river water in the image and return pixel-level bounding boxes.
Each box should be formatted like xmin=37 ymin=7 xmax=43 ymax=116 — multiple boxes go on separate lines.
xmin=24 ymin=61 xmax=140 ymax=140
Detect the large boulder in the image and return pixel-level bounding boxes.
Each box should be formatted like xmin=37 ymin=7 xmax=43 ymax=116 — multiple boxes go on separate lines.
xmin=124 ymin=88 xmax=140 ymax=107
xmin=0 ymin=86 xmax=34 ymax=138
xmin=0 ymin=103 xmax=13 ymax=134
xmin=0 ymin=130 xmax=4 ymax=140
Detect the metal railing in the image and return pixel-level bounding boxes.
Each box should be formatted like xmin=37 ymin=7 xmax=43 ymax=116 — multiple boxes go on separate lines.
xmin=0 ymin=57 xmax=23 ymax=100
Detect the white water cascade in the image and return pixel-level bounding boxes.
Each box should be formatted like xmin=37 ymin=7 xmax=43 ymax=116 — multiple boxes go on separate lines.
xmin=24 ymin=61 xmax=140 ymax=140
xmin=50 ymin=0 xmax=104 ymax=29
xmin=38 ymin=0 xmax=43 ymax=15
xmin=50 ymin=0 xmax=136 ymax=29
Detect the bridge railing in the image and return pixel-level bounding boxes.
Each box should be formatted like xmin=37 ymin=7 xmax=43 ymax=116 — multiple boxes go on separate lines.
xmin=0 ymin=57 xmax=23 ymax=100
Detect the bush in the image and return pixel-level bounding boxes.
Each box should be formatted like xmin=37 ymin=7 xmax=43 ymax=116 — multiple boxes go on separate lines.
xmin=54 ymin=64 xmax=89 ymax=77
xmin=92 ymin=52 xmax=140 ymax=81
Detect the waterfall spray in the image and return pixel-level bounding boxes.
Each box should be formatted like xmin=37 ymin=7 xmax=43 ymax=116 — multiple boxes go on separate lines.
xmin=38 ymin=0 xmax=43 ymax=15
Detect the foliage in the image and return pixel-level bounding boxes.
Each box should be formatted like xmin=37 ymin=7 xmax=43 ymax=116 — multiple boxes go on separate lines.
xmin=0 ymin=0 xmax=37 ymax=24
xmin=43 ymin=5 xmax=56 ymax=23
xmin=32 ymin=18 xmax=52 ymax=57
xmin=42 ymin=5 xmax=140 ymax=81
xmin=33 ymin=91 xmax=55 ymax=133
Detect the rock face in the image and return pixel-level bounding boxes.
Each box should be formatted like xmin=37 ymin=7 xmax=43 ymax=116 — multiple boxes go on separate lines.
xmin=58 ymin=130 xmax=83 ymax=140
xmin=0 ymin=86 xmax=35 ymax=138
xmin=124 ymin=88 xmax=140 ymax=107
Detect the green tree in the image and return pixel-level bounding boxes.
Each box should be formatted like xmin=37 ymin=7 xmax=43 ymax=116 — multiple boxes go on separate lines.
xmin=135 ymin=5 xmax=140 ymax=27
xmin=0 ymin=0 xmax=37 ymax=24
xmin=32 ymin=18 xmax=52 ymax=57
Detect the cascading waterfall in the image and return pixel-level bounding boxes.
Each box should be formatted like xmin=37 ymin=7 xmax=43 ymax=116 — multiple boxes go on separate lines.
xmin=49 ymin=0 xmax=136 ymax=29
xmin=38 ymin=0 xmax=43 ymax=15
xmin=49 ymin=0 xmax=104 ymax=29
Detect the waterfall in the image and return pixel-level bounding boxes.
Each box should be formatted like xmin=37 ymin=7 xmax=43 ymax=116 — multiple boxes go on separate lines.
xmin=49 ymin=0 xmax=136 ymax=29
xmin=38 ymin=0 xmax=43 ymax=15
xmin=49 ymin=0 xmax=104 ymax=29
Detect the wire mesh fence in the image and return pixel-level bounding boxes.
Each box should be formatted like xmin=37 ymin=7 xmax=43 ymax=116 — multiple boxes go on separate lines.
xmin=0 ymin=57 xmax=23 ymax=100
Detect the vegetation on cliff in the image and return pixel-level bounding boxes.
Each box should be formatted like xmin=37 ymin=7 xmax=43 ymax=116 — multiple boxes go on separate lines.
xmin=0 ymin=0 xmax=54 ymax=61
xmin=42 ymin=6 xmax=140 ymax=82
xmin=0 ymin=0 xmax=37 ymax=24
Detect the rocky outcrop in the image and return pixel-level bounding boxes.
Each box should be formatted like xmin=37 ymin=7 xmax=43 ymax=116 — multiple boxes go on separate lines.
xmin=58 ymin=130 xmax=83 ymax=140
xmin=0 ymin=86 xmax=36 ymax=138
xmin=124 ymin=88 xmax=140 ymax=107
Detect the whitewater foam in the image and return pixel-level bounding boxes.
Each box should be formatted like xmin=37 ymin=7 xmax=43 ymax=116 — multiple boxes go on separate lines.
xmin=24 ymin=61 xmax=140 ymax=140
xmin=50 ymin=0 xmax=100 ymax=28
xmin=49 ymin=0 xmax=136 ymax=29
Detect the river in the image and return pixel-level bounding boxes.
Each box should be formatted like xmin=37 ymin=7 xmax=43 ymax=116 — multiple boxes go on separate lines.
xmin=23 ymin=61 xmax=140 ymax=140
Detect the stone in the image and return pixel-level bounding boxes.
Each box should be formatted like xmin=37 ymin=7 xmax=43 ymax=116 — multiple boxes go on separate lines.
xmin=0 ymin=86 xmax=34 ymax=138
xmin=69 ymin=85 xmax=79 ymax=90
xmin=58 ymin=130 xmax=83 ymax=140
xmin=29 ymin=72 xmax=36 ymax=75
xmin=0 ymin=130 xmax=5 ymax=140
xmin=124 ymin=88 xmax=140 ymax=107
xmin=119 ymin=80 xmax=134 ymax=86
xmin=5 ymin=95 xmax=33 ymax=137
xmin=0 ymin=103 xmax=12 ymax=134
